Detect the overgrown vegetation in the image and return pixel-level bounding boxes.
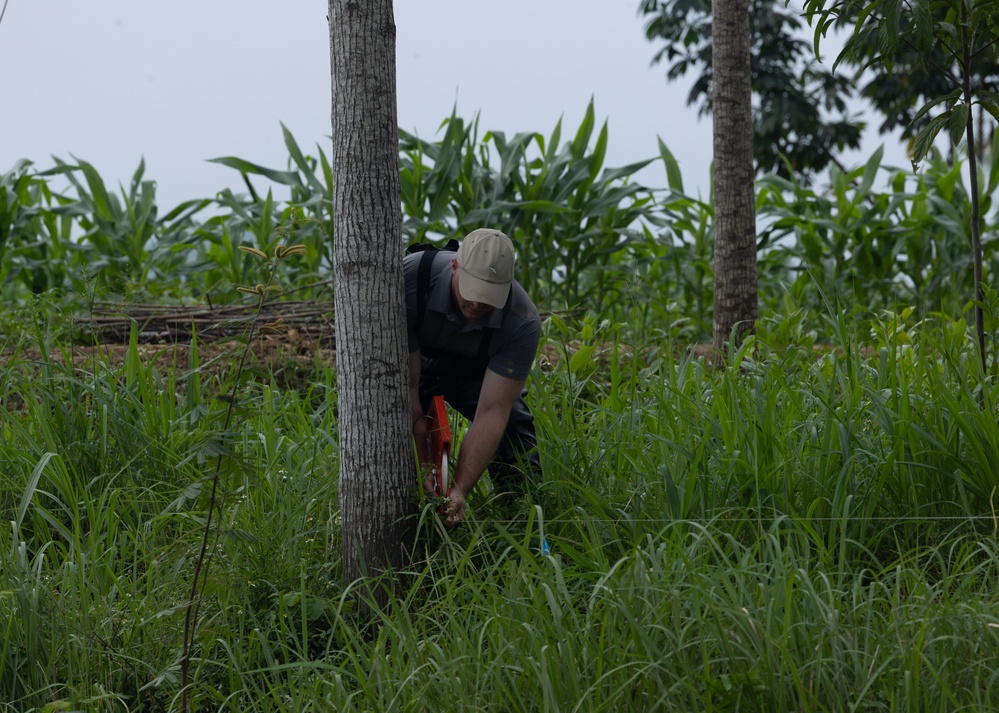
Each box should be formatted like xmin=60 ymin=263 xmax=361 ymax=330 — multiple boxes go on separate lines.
xmin=4 ymin=103 xmax=999 ymax=341
xmin=3 ymin=111 xmax=999 ymax=710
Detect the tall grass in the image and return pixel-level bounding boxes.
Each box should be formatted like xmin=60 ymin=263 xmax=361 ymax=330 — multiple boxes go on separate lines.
xmin=3 ymin=304 xmax=999 ymax=711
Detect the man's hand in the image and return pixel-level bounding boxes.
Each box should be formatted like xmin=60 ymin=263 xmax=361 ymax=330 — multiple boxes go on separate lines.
xmin=442 ymin=487 xmax=466 ymax=528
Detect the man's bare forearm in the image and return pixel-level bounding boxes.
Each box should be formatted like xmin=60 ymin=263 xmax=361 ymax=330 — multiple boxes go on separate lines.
xmin=451 ymin=408 xmax=508 ymax=496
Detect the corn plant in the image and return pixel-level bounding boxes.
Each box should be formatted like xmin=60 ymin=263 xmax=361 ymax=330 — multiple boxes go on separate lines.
xmin=0 ymin=160 xmax=85 ymax=298
xmin=206 ymin=123 xmax=333 ymax=291
xmin=399 ymin=100 xmax=659 ymax=311
xmin=757 ymin=145 xmax=999 ymax=341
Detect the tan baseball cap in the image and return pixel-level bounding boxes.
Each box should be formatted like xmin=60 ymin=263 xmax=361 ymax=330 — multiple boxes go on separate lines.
xmin=456 ymin=228 xmax=515 ymax=309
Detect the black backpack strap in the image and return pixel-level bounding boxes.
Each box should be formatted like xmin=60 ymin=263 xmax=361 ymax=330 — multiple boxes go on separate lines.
xmin=413 ymin=239 xmax=460 ymax=335
xmin=415 ymin=248 xmax=437 ymax=335
xmin=411 ymin=238 xmax=498 ymax=365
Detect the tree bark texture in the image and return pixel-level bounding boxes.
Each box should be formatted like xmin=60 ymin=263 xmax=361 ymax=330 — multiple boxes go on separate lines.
xmin=711 ymin=0 xmax=758 ymax=359
xmin=329 ymin=0 xmax=414 ymax=599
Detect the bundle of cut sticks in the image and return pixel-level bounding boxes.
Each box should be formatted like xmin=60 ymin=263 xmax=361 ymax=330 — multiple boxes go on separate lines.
xmin=78 ymin=300 xmax=337 ymax=348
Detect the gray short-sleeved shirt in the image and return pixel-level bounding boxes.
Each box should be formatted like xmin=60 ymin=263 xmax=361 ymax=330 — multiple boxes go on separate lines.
xmin=404 ymin=250 xmax=541 ymax=381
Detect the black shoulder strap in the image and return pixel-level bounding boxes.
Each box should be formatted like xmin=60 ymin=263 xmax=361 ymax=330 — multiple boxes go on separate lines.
xmin=412 ymin=238 xmax=499 ymax=363
xmin=412 ymin=239 xmax=459 ymax=335
xmin=415 ymin=248 xmax=436 ymax=335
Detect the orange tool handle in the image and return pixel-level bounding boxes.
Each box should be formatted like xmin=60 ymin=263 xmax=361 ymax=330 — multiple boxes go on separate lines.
xmin=427 ymin=395 xmax=451 ymax=496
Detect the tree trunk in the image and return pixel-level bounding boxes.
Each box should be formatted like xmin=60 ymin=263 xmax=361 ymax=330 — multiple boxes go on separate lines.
xmin=711 ymin=0 xmax=758 ymax=361
xmin=329 ymin=0 xmax=415 ymax=606
xmin=961 ymin=0 xmax=986 ymax=379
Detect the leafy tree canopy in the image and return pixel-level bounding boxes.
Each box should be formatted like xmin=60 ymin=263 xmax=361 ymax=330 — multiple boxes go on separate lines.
xmin=829 ymin=0 xmax=999 ymax=138
xmin=640 ymin=0 xmax=864 ymax=178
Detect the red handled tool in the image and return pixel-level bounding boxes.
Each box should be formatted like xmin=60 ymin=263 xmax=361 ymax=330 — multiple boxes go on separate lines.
xmin=426 ymin=395 xmax=452 ymax=497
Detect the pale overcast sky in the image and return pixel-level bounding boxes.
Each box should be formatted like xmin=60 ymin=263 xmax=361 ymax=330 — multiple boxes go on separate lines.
xmin=1 ymin=0 xmax=906 ymax=210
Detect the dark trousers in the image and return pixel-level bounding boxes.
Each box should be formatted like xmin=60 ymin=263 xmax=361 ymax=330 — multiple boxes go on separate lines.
xmin=419 ymin=354 xmax=542 ymax=494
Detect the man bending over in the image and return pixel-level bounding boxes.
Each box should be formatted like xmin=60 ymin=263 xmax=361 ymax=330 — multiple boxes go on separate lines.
xmin=406 ymin=228 xmax=542 ymax=526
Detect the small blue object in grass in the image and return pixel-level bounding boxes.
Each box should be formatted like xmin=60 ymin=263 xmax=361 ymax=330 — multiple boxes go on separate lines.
xmin=540 ymin=536 xmax=551 ymax=556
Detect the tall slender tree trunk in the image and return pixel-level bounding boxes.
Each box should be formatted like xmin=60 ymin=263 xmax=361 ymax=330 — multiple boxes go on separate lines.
xmin=960 ymin=0 xmax=986 ymax=378
xmin=711 ymin=0 xmax=758 ymax=361
xmin=328 ymin=0 xmax=415 ymax=605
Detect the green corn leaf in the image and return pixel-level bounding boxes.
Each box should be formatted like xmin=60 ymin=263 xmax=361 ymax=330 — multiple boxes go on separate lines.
xmin=542 ymin=119 xmax=562 ymax=166
xmin=79 ymin=161 xmax=114 ymax=220
xmin=571 ymin=98 xmax=596 ymax=160
xmin=281 ymin=123 xmax=324 ymax=194
xmin=856 ymin=145 xmax=885 ymax=200
xmin=658 ymin=139 xmax=685 ymax=193
xmin=588 ymin=121 xmax=608 ymax=184
xmin=602 ymin=159 xmax=656 ymax=183
xmin=208 ymin=157 xmax=304 ymax=189
xmin=127 ymin=158 xmax=146 ymax=201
